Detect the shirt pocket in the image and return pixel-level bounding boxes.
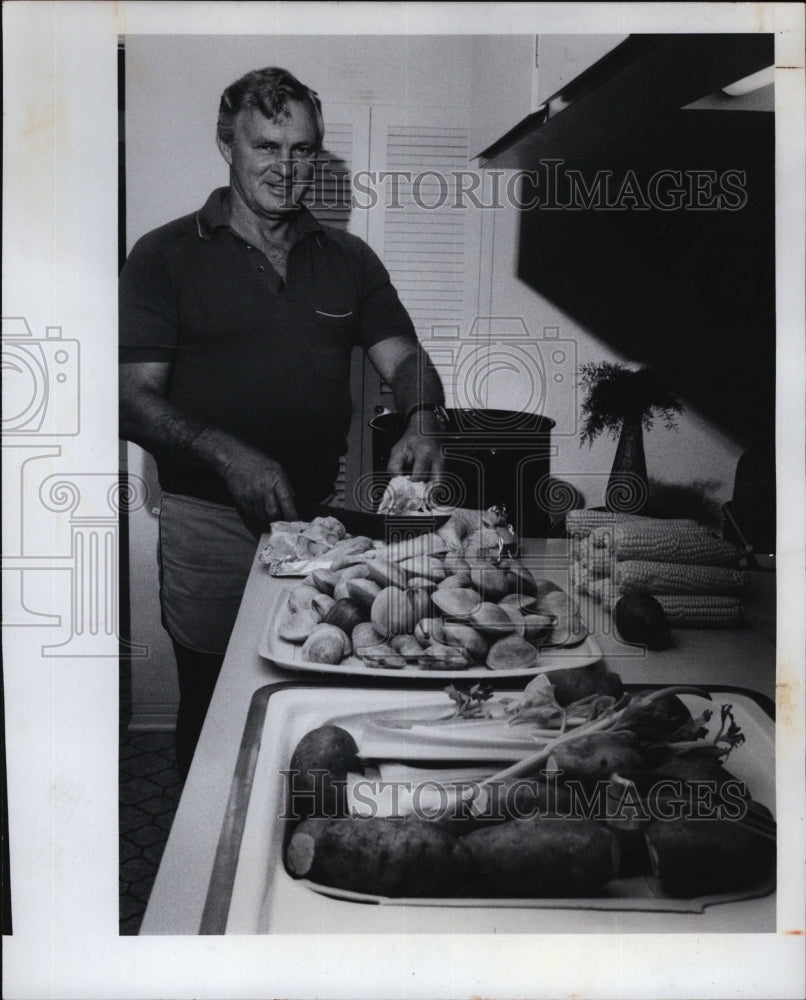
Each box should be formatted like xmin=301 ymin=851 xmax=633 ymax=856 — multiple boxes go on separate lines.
xmin=312 ymin=307 xmax=358 ymax=343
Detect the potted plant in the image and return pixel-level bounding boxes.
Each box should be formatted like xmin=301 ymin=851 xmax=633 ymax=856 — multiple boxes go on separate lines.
xmin=579 ymin=362 xmax=683 ymax=513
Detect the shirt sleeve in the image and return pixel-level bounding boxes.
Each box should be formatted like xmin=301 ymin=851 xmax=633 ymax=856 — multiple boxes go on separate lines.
xmin=354 ymin=239 xmax=418 ymax=351
xmin=119 ymin=232 xmax=180 ymax=363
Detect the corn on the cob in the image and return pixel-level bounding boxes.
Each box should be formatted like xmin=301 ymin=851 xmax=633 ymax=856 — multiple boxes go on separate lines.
xmin=587 ymin=523 xmax=741 ymax=566
xmin=613 ymin=560 xmax=745 ymax=596
xmin=600 ymin=592 xmax=742 ymax=627
xmin=565 ymin=509 xmax=703 ymax=539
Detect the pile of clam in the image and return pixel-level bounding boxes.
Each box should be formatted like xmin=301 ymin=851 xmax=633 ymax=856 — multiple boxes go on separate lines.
xmin=276 ymin=512 xmax=587 ymax=671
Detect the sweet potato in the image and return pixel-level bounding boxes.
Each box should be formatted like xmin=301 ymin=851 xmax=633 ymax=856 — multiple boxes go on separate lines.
xmin=461 ymin=818 xmax=616 ymax=896
xmin=285 ymin=816 xmax=471 ymax=897
xmin=287 ymin=725 xmax=362 ymax=819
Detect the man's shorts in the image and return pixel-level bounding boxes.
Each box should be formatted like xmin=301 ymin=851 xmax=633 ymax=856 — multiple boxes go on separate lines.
xmin=158 ymin=492 xmax=258 ymax=655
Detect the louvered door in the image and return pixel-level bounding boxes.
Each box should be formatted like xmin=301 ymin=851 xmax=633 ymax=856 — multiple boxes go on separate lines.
xmin=364 ymin=107 xmax=482 ymax=419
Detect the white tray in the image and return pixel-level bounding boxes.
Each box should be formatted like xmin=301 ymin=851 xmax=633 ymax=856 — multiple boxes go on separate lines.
xmin=202 ymin=685 xmax=775 ymax=934
xmin=258 ymin=589 xmax=604 ymax=680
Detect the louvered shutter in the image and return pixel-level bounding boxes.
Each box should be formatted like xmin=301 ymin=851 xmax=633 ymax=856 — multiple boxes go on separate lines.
xmin=365 ymin=108 xmax=482 ymax=414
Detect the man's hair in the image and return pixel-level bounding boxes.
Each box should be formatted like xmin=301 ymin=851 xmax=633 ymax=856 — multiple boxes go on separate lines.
xmin=217 ymin=67 xmax=324 ymax=147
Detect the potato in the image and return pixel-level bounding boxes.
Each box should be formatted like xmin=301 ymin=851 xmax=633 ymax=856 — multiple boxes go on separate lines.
xmin=287 ymin=725 xmax=362 ymax=819
xmin=286 ymin=816 xmax=471 ymax=897
xmin=549 ymin=733 xmax=646 ymax=785
xmin=645 ymin=811 xmax=775 ymax=897
xmin=545 ymin=664 xmax=624 ymax=707
xmin=461 ymin=818 xmax=616 ymax=896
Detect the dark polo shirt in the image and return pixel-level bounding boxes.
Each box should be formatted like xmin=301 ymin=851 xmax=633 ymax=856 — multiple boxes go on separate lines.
xmin=120 ymin=188 xmax=417 ymax=506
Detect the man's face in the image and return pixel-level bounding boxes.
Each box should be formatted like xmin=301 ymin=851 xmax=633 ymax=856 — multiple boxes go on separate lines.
xmin=219 ymin=100 xmax=320 ymax=219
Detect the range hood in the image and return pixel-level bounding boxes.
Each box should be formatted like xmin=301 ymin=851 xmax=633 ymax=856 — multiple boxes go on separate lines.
xmin=478 ymin=33 xmax=774 ymax=168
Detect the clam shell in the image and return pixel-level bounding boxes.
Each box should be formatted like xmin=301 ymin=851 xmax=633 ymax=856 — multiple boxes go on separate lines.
xmin=370 ymin=586 xmax=416 ymax=638
xmin=406 ymin=576 xmax=438 ymax=592
xmin=345 ymin=578 xmax=382 ymax=613
xmin=413 ymin=617 xmax=447 ymax=645
xmin=324 ymin=598 xmax=365 ymax=635
xmin=498 ymin=592 xmax=540 ymax=613
xmin=431 ymin=587 xmax=483 ymax=619
xmin=277 ymin=608 xmax=319 ymax=643
xmin=470 ymin=566 xmax=510 ymax=602
xmin=418 ymin=642 xmax=470 ymax=671
xmin=364 ymin=559 xmax=408 ymax=590
xmin=287 ymin=584 xmax=322 ymax=613
xmin=311 ymin=593 xmax=336 ymax=619
xmin=467 ymin=601 xmax=517 ymax=636
xmin=407 ymin=586 xmax=434 ymax=623
xmin=357 ymin=643 xmax=407 ymax=670
xmin=443 ymin=553 xmax=470 ymax=574
xmin=311 ymin=568 xmax=339 ymax=595
xmin=442 ymin=623 xmax=489 ymax=662
xmin=436 ymin=571 xmax=472 ymax=589
xmin=486 ymin=634 xmax=538 ymax=671
xmin=398 ymin=555 xmax=446 ymax=582
xmin=338 ymin=563 xmax=373 ymax=582
xmin=390 ymin=634 xmax=425 ymax=657
xmin=301 ymin=624 xmax=348 ymax=664
xmin=352 ymin=622 xmax=385 ymax=650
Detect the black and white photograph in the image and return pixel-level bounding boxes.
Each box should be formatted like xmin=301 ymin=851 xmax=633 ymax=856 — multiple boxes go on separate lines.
xmin=3 ymin=3 xmax=805 ymax=998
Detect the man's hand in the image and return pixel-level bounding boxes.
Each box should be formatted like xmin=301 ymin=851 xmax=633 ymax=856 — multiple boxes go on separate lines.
xmin=220 ymin=443 xmax=298 ymax=533
xmin=387 ymin=412 xmax=445 ymax=481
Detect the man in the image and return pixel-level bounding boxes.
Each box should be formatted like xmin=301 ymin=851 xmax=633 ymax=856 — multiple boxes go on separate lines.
xmin=119 ymin=67 xmax=445 ymax=776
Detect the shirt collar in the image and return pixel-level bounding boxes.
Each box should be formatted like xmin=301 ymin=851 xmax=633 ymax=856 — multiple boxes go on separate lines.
xmin=196 ymin=187 xmax=326 ymax=243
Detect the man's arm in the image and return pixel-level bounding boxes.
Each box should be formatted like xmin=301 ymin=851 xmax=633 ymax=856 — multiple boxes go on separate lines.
xmin=119 ymin=361 xmax=298 ymax=530
xmin=366 ymin=336 xmax=445 ymax=480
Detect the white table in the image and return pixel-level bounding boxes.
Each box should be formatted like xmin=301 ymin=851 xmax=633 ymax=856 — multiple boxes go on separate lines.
xmin=140 ymin=539 xmax=776 ymax=935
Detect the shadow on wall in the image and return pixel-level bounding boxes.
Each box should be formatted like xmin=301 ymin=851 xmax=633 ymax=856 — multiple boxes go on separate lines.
xmin=647 ymin=478 xmax=724 ymax=530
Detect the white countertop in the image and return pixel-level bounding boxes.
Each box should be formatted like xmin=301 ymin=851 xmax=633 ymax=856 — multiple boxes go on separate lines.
xmin=140 ymin=538 xmax=776 ymax=935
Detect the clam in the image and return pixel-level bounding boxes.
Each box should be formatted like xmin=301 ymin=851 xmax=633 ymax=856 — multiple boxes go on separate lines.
xmin=324 ymin=598 xmax=365 ymax=635
xmin=338 ymin=563 xmax=373 ymax=582
xmin=352 ymin=622 xmax=385 ymax=650
xmin=468 ymin=601 xmax=517 ymax=636
xmin=399 ymin=555 xmax=446 ymax=582
xmin=521 ymin=613 xmax=556 ymax=644
xmin=431 ymin=587 xmax=483 ymax=620
xmin=443 ymin=553 xmax=470 ymax=574
xmin=301 ymin=624 xmax=349 ymax=664
xmin=486 ymin=634 xmax=538 ymax=671
xmin=418 ymin=642 xmax=470 ymax=671
xmin=277 ymin=608 xmax=319 ymax=643
xmin=357 ymin=643 xmax=407 ymax=670
xmin=390 ymin=634 xmax=425 ymax=657
xmin=287 ymin=584 xmax=321 ymax=613
xmin=501 ymin=560 xmax=540 ymax=598
xmin=311 ymin=593 xmax=336 ymax=620
xmin=442 ymin=623 xmax=489 ymax=662
xmin=498 ymin=592 xmax=540 ymax=613
xmin=407 ymin=586 xmax=433 ymax=624
xmin=470 ymin=566 xmax=510 ymax=602
xmin=311 ymin=568 xmax=339 ymax=595
xmin=332 ymin=579 xmax=352 ymax=602
xmin=364 ymin=559 xmax=408 ymax=590
xmin=345 ymin=578 xmax=382 ymax=613
xmin=406 ymin=576 xmax=438 ymax=592
xmin=414 ymin=617 xmax=448 ymax=645
xmin=370 ymin=586 xmax=416 ymax=638
xmin=436 ymin=570 xmax=472 ymax=589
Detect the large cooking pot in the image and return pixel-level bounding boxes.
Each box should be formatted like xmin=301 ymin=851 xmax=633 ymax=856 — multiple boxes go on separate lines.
xmin=369 ymin=408 xmax=555 ymax=536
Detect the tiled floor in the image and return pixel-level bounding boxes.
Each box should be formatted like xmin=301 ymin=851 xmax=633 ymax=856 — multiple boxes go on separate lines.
xmin=119 ymin=660 xmax=182 ymax=935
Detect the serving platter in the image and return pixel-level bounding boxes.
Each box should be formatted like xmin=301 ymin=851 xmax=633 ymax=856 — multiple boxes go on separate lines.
xmin=258 ymin=589 xmax=604 ymax=680
xmin=203 ymin=684 xmax=775 ymax=934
